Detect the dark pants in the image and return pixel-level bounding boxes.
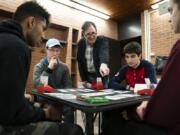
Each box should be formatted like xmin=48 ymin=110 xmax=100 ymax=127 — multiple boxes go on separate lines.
xmin=101 ymin=109 xmax=171 ymax=135
xmin=101 ymin=109 xmax=123 ymax=132
xmin=0 ymin=122 xmax=83 ymax=135
xmin=102 ymin=120 xmax=171 ymax=135
xmin=102 ymin=106 xmax=136 ymax=132
xmin=85 ymin=112 xmax=94 ymax=135
xmin=63 ymin=105 xmax=74 ymax=123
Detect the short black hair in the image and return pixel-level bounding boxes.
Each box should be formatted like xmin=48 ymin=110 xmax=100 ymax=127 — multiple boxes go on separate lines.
xmin=81 ymin=21 xmax=97 ymax=33
xmin=13 ymin=1 xmax=50 ymax=27
xmin=123 ymin=41 xmax=142 ymax=55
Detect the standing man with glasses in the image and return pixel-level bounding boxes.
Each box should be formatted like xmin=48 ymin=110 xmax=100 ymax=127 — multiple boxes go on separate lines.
xmin=33 ymin=38 xmax=74 ymax=124
xmin=77 ymin=21 xmax=110 ymax=135
xmin=77 ymin=21 xmax=110 ymax=89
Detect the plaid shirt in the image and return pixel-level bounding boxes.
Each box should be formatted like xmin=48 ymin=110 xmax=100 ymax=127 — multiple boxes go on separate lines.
xmin=85 ymin=43 xmax=96 ymax=73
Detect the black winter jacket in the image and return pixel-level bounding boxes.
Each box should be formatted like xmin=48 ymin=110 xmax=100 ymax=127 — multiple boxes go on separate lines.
xmin=77 ymin=36 xmax=109 ymax=81
xmin=0 ymin=19 xmax=45 ymax=125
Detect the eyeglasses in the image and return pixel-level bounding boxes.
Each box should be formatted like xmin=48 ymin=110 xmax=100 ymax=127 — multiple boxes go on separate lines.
xmin=85 ymin=32 xmax=97 ymax=37
xmin=47 ymin=48 xmax=60 ymax=53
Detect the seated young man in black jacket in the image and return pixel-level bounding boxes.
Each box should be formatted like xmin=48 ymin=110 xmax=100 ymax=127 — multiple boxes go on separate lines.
xmin=0 ymin=1 xmax=83 ymax=135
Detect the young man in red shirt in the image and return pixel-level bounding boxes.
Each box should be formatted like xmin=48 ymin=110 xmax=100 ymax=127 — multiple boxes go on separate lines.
xmin=109 ymin=41 xmax=157 ymax=91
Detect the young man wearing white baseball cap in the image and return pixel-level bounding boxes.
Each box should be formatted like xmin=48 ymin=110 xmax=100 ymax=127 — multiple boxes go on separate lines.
xmin=33 ymin=38 xmax=74 ymax=123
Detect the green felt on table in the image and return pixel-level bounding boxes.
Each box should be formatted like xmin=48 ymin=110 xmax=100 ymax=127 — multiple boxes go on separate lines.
xmin=85 ymin=96 xmax=109 ymax=104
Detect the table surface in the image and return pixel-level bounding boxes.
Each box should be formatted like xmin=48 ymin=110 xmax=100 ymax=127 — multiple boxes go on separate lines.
xmin=32 ymin=89 xmax=149 ymax=113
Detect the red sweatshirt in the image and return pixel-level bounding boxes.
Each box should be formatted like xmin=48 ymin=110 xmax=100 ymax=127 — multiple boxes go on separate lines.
xmin=144 ymin=39 xmax=180 ymax=135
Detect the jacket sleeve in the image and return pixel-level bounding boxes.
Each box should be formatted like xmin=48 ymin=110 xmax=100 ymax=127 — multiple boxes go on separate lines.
xmin=14 ymin=98 xmax=46 ymax=124
xmin=33 ymin=63 xmax=44 ymax=87
xmin=62 ymin=65 xmax=72 ymax=88
xmin=77 ymin=39 xmax=87 ymax=81
xmin=108 ymin=66 xmax=127 ymax=90
xmin=145 ymin=62 xmax=157 ymax=84
xmin=0 ymin=46 xmax=45 ymax=124
xmin=99 ymin=37 xmax=109 ymax=65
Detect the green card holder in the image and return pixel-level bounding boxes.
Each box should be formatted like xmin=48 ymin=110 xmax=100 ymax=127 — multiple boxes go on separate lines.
xmin=85 ymin=96 xmax=109 ymax=104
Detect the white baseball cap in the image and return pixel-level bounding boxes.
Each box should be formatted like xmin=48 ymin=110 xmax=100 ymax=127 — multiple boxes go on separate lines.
xmin=46 ymin=38 xmax=62 ymax=48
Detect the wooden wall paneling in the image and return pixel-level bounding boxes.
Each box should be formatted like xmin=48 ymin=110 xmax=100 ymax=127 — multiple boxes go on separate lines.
xmin=26 ymin=47 xmax=45 ymax=93
xmin=71 ymin=28 xmax=79 ymax=88
xmin=76 ymin=29 xmax=82 ymax=87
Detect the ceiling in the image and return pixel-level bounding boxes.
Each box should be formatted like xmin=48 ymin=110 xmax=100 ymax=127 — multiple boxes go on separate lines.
xmin=71 ymin=0 xmax=163 ymax=21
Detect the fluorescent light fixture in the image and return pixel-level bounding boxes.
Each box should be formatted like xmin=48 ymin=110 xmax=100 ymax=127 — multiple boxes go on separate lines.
xmin=52 ymin=0 xmax=110 ymax=20
xmin=151 ymin=0 xmax=169 ymax=10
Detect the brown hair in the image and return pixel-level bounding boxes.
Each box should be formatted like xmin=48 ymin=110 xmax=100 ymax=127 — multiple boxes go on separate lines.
xmin=124 ymin=41 xmax=142 ymax=55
